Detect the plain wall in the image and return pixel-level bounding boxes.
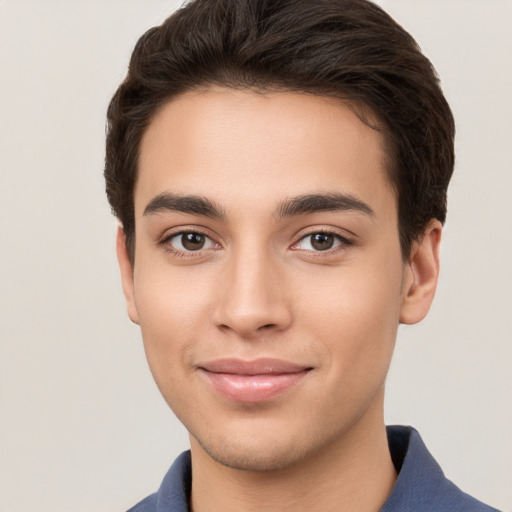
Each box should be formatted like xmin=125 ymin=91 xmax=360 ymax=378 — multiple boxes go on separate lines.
xmin=0 ymin=1 xmax=510 ymax=511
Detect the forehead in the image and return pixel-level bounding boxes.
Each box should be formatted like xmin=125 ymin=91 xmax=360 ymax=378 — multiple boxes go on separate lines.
xmin=136 ymin=88 xmax=395 ymax=221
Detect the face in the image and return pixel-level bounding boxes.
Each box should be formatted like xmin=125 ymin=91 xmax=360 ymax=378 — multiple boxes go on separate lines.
xmin=118 ymin=88 xmax=439 ymax=471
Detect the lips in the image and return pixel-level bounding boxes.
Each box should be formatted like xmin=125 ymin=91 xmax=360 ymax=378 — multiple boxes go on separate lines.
xmin=198 ymin=358 xmax=312 ymax=403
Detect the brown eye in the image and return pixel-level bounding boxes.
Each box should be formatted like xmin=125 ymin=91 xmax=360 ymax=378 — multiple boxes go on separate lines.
xmin=293 ymin=232 xmax=348 ymax=252
xmin=310 ymin=233 xmax=335 ymax=251
xmin=166 ymin=232 xmax=217 ymax=252
xmin=181 ymin=233 xmax=205 ymax=250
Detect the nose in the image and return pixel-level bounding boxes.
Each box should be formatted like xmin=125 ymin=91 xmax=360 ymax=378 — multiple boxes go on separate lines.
xmin=212 ymin=247 xmax=292 ymax=339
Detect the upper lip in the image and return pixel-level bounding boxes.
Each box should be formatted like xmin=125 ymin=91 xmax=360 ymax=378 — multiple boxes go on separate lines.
xmin=199 ymin=358 xmax=311 ymax=375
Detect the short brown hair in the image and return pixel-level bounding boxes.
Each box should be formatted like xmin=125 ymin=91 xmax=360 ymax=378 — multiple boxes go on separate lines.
xmin=105 ymin=0 xmax=455 ymax=261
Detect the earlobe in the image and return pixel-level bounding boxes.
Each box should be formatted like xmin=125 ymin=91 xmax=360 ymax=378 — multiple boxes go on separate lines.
xmin=116 ymin=225 xmax=140 ymax=325
xmin=399 ymin=220 xmax=442 ymax=325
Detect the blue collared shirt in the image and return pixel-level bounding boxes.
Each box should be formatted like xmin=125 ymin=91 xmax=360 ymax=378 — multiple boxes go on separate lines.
xmin=128 ymin=426 xmax=501 ymax=511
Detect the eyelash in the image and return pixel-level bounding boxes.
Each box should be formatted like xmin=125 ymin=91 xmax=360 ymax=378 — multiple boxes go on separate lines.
xmin=158 ymin=228 xmax=219 ymax=258
xmin=158 ymin=228 xmax=353 ymax=258
xmin=292 ymin=229 xmax=353 ymax=255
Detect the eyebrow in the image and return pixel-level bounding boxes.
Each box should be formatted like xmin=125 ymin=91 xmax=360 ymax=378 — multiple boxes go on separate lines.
xmin=143 ymin=192 xmax=225 ymax=219
xmin=143 ymin=191 xmax=373 ymax=221
xmin=275 ymin=192 xmax=374 ymax=219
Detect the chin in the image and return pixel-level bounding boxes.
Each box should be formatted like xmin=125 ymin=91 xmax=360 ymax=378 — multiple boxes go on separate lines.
xmin=190 ymin=421 xmax=327 ymax=472
xmin=198 ymin=438 xmax=304 ymax=472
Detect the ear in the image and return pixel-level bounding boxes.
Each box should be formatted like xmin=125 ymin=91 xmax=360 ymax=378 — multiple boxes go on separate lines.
xmin=116 ymin=225 xmax=140 ymax=325
xmin=399 ymin=220 xmax=442 ymax=325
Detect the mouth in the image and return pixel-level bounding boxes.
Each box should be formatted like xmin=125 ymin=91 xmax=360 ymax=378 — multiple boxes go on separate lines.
xmin=198 ymin=358 xmax=313 ymax=403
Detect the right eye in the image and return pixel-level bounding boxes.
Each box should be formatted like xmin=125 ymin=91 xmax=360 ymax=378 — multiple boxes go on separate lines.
xmin=166 ymin=232 xmax=218 ymax=252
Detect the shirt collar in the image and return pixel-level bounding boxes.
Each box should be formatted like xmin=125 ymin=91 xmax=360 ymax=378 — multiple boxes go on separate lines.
xmin=154 ymin=425 xmax=495 ymax=512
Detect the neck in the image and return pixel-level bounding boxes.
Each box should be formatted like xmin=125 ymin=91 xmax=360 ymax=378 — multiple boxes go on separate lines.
xmin=189 ymin=393 xmax=397 ymax=512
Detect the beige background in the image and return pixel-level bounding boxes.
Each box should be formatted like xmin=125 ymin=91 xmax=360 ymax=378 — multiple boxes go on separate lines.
xmin=0 ymin=1 xmax=511 ymax=511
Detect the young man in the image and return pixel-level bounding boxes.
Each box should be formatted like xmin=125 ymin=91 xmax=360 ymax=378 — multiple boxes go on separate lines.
xmin=105 ymin=1 xmax=500 ymax=510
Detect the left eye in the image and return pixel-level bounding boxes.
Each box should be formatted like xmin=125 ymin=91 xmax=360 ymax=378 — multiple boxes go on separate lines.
xmin=295 ymin=233 xmax=344 ymax=251
xmin=167 ymin=232 xmax=217 ymax=252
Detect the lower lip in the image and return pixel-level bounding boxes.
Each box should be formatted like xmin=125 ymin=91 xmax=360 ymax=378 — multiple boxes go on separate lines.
xmin=200 ymin=370 xmax=310 ymax=403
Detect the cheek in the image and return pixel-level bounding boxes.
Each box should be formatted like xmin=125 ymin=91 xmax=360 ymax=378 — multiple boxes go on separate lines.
xmin=135 ymin=254 xmax=214 ymax=328
xmin=299 ymin=260 xmax=403 ymax=372
xmin=133 ymin=263 xmax=212 ymax=382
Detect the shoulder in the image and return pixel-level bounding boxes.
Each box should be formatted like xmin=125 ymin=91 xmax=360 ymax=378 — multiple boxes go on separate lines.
xmin=125 ymin=451 xmax=192 ymax=512
xmin=383 ymin=426 xmax=502 ymax=512
xmin=126 ymin=493 xmax=157 ymax=512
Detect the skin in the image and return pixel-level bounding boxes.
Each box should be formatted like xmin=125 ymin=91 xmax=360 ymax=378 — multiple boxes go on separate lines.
xmin=117 ymin=88 xmax=441 ymax=512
